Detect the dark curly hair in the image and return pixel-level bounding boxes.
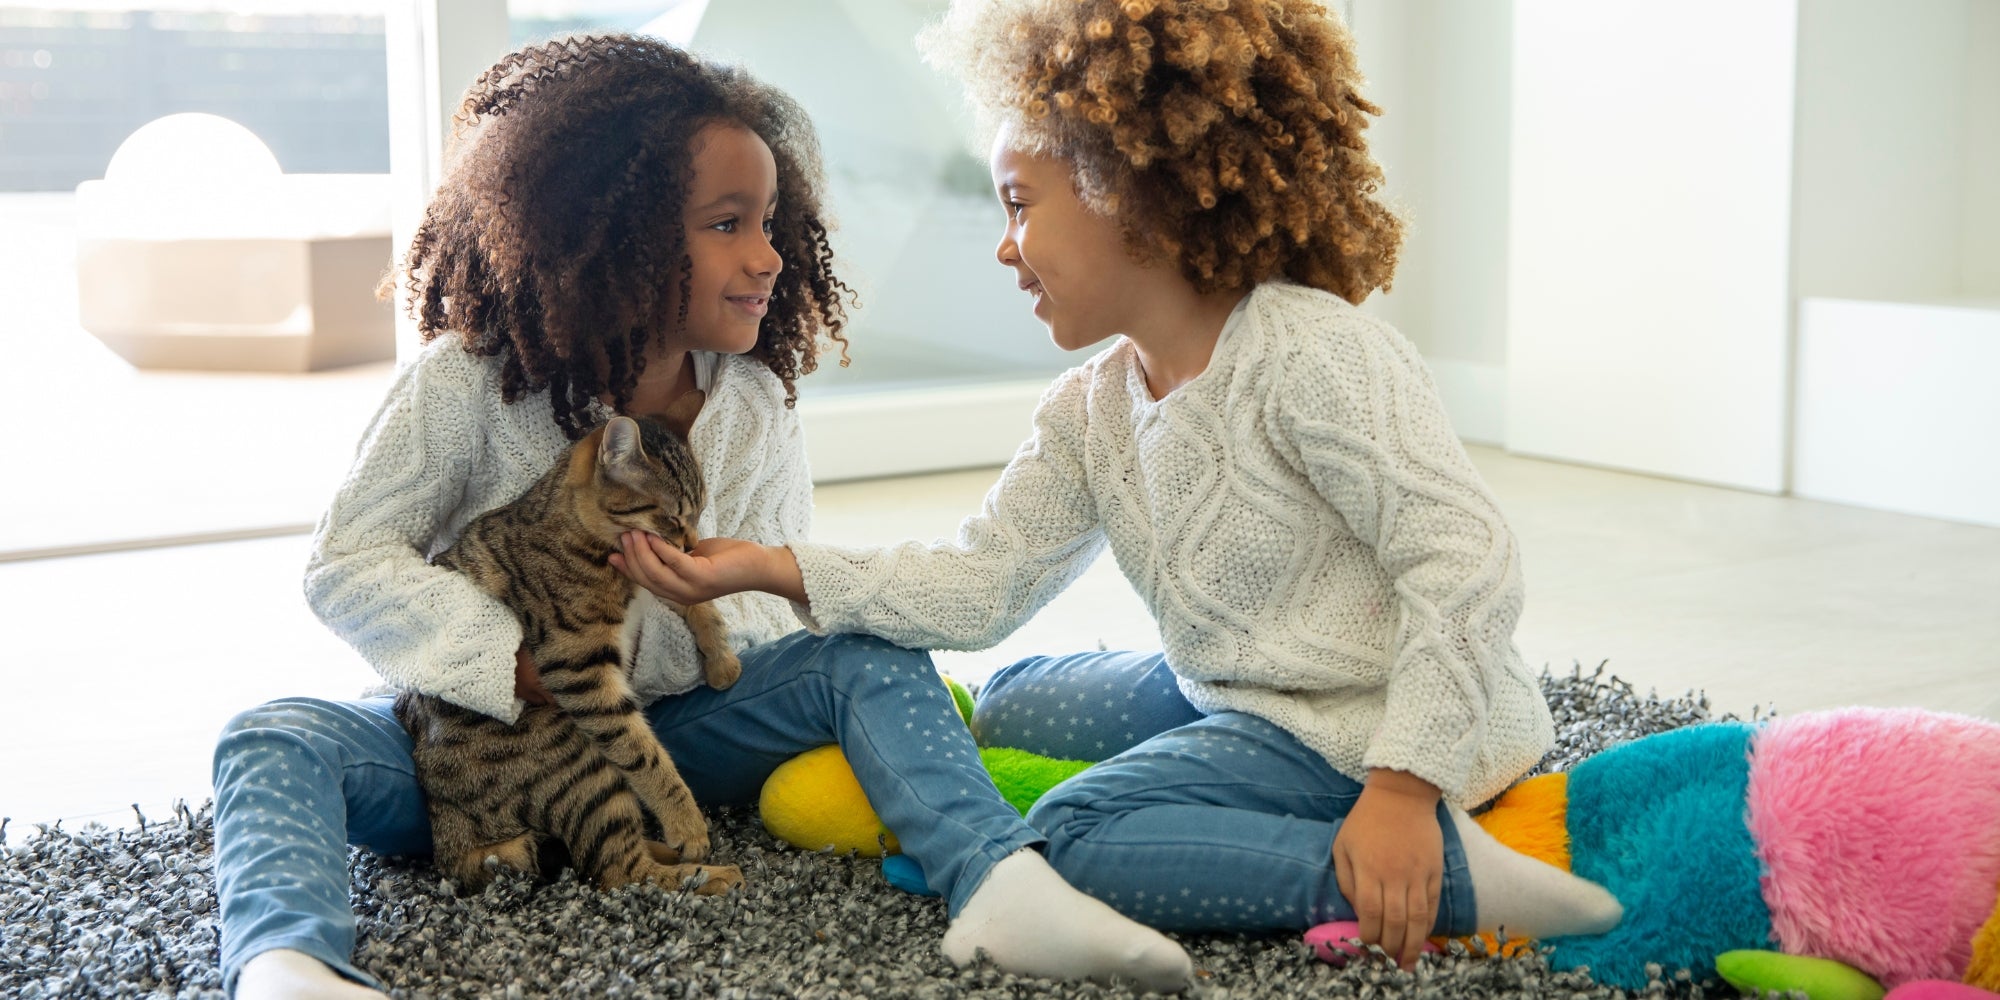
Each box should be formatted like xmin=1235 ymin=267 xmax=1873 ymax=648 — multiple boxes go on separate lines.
xmin=920 ymin=0 xmax=1402 ymax=305
xmin=394 ymin=33 xmax=852 ymax=439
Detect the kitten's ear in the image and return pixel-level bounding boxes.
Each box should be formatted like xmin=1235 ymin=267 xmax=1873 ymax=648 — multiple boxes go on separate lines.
xmin=659 ymin=390 xmax=705 ymax=440
xmin=598 ymin=416 xmax=644 ymax=475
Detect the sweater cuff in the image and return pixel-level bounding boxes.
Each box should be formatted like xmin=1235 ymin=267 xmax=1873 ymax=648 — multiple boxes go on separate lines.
xmin=1362 ymin=657 xmax=1481 ymax=802
xmin=788 ymin=599 xmax=829 ymax=636
xmin=436 ymin=644 xmax=523 ymax=724
xmin=788 ymin=542 xmax=869 ymax=636
xmin=416 ymin=608 xmax=524 ymax=723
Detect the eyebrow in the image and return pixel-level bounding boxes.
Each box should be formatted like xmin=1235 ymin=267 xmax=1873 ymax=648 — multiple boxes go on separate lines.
xmin=692 ymin=190 xmax=782 ymax=214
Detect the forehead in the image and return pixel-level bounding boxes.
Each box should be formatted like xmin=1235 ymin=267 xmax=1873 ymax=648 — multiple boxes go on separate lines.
xmin=687 ymin=121 xmax=777 ymax=198
xmin=987 ymin=125 xmax=1064 ymax=188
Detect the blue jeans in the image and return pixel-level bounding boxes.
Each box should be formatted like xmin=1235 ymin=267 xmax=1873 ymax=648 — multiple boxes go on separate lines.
xmin=974 ymin=651 xmax=1476 ymax=935
xmin=211 ymin=631 xmax=1039 ymax=992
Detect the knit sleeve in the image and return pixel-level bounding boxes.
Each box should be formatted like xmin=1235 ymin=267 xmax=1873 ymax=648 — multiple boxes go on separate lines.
xmin=789 ymin=370 xmax=1106 ymax=651
xmin=1268 ymin=312 xmax=1525 ymax=801
xmin=302 ymin=345 xmax=524 ymax=722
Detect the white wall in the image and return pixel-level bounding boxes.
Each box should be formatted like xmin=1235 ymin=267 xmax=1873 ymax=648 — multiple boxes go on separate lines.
xmin=1791 ymin=0 xmax=1970 ymax=304
xmin=1350 ymin=0 xmax=1514 ymax=444
xmin=1961 ymin=1 xmax=2000 ymax=295
xmin=1505 ymin=1 xmax=1799 ymax=493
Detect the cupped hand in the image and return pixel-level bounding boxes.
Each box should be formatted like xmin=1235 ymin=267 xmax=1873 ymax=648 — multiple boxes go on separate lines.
xmin=515 ymin=646 xmax=554 ymax=706
xmin=1332 ymin=769 xmax=1446 ymax=971
xmin=608 ymin=532 xmax=780 ymax=605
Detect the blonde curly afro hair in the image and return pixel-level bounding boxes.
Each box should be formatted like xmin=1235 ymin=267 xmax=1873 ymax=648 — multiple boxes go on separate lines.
xmin=920 ymin=0 xmax=1402 ymax=304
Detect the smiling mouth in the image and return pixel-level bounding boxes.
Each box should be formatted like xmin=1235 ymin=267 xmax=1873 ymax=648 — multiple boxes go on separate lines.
xmin=726 ymin=294 xmax=770 ymax=316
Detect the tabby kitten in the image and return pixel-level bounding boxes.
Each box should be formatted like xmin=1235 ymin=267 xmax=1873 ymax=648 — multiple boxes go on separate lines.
xmin=395 ymin=392 xmax=744 ymax=895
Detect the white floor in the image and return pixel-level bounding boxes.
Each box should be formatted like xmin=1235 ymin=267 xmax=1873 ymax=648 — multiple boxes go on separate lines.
xmin=3 ymin=447 xmax=1997 ymax=836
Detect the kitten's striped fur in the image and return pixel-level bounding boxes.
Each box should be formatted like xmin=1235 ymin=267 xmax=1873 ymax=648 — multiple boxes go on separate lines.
xmin=395 ymin=392 xmax=743 ymax=895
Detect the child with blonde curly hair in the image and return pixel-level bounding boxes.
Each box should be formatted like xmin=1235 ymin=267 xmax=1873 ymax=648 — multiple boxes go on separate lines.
xmin=617 ymin=0 xmax=1625 ymax=976
xmin=212 ymin=33 xmax=1192 ymax=999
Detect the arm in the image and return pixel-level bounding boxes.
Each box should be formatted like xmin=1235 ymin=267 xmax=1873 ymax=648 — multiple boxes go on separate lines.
xmin=302 ymin=345 xmax=526 ymax=721
xmin=1271 ymin=317 xmax=1522 ymax=800
xmin=618 ymin=369 xmax=1108 ymax=651
xmin=614 ymin=370 xmax=815 ymax=621
xmin=1271 ymin=311 xmax=1525 ymax=967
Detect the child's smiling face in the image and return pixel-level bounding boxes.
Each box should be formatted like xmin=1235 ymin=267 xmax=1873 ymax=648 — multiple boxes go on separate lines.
xmin=989 ymin=122 xmax=1143 ymax=352
xmin=671 ymin=121 xmax=783 ymax=355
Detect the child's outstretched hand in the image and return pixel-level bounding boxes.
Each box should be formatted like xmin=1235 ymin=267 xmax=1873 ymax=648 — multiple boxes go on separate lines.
xmin=610 ymin=531 xmax=808 ymax=606
xmin=1332 ymin=769 xmax=1446 ymax=971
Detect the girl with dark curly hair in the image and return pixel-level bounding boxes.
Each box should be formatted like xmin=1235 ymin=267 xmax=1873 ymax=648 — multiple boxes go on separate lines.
xmin=211 ymin=34 xmax=1187 ymax=999
xmin=621 ymin=0 xmax=1627 ymax=977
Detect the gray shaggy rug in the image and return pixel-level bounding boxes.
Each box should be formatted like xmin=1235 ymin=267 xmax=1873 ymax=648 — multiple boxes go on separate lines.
xmin=3 ymin=667 xmax=1747 ymax=999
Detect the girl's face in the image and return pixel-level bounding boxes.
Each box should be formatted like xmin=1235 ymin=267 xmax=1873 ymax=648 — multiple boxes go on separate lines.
xmin=671 ymin=121 xmax=783 ymax=355
xmin=989 ymin=123 xmax=1144 ymax=352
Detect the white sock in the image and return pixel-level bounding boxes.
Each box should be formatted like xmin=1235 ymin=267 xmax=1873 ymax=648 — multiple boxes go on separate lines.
xmin=942 ymin=848 xmax=1194 ymax=993
xmin=236 ymin=949 xmax=388 ymax=1000
xmin=1449 ymin=805 xmax=1624 ymax=939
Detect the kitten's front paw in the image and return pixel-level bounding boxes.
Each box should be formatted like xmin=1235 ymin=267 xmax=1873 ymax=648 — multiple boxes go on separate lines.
xmin=662 ymin=813 xmax=712 ymax=862
xmin=704 ymin=651 xmax=741 ymax=690
xmin=689 ymin=864 xmax=743 ymax=896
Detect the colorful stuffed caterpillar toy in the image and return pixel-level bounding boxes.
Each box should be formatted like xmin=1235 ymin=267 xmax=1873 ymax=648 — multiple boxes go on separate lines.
xmin=1478 ymin=707 xmax=2000 ymax=999
xmin=758 ymin=683 xmax=2000 ymax=1000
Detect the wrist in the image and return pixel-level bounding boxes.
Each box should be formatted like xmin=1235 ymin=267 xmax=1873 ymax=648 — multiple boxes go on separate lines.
xmin=765 ymin=543 xmax=808 ymax=605
xmin=1364 ymin=768 xmax=1443 ymax=805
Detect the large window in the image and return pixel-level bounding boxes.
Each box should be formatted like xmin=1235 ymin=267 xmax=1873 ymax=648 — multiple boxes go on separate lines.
xmin=0 ymin=1 xmax=398 ymax=558
xmin=1 ymin=0 xmax=1084 ymax=559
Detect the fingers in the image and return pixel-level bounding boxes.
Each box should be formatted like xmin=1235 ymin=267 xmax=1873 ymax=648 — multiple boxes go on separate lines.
xmin=1350 ymin=875 xmax=1384 ymax=959
xmin=642 ymin=532 xmax=687 ymax=562
xmin=612 ymin=532 xmax=677 ymax=598
xmin=1335 ymin=840 xmax=1440 ymax=971
xmin=1379 ymin=888 xmax=1409 ymax=971
xmin=1403 ymin=882 xmax=1435 ymax=969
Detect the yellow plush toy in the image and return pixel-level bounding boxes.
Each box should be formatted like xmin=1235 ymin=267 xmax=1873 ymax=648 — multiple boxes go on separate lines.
xmin=757 ymin=674 xmax=1091 ymax=859
xmin=759 ymin=744 xmax=902 ymax=856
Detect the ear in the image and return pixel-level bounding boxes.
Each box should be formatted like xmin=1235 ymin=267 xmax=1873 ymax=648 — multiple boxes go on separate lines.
xmin=597 ymin=416 xmax=644 ymax=477
xmin=659 ymin=390 xmax=706 ymax=440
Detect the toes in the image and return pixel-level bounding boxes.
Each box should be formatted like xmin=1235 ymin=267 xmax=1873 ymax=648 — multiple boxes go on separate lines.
xmin=691 ymin=865 xmax=743 ymax=896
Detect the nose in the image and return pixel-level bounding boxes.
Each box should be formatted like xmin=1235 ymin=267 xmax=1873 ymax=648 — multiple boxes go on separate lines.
xmin=995 ymin=228 xmax=1019 ymax=267
xmin=752 ymin=227 xmax=782 ymax=279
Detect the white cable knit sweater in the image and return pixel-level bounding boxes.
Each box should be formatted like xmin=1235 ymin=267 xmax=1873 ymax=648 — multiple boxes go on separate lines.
xmin=793 ymin=282 xmax=1554 ymax=804
xmin=304 ymin=334 xmax=811 ymax=724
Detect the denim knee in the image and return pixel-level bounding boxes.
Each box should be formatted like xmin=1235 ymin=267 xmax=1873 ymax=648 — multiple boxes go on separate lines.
xmin=808 ymin=632 xmax=939 ymax=695
xmin=214 ymin=698 xmax=347 ymax=768
xmin=214 ymin=696 xmax=430 ymax=858
xmin=1021 ymin=778 xmax=1101 ymax=863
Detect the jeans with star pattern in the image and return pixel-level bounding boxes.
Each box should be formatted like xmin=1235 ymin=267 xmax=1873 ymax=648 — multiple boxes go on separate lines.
xmin=973 ymin=649 xmax=1476 ymax=936
xmin=211 ymin=631 xmax=1038 ymax=992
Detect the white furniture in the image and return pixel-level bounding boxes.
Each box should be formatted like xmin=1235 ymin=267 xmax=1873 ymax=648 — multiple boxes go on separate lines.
xmin=74 ymin=115 xmax=396 ymax=373
xmin=1504 ymin=0 xmax=2000 ymax=504
xmin=1793 ymin=297 xmax=2000 ymax=528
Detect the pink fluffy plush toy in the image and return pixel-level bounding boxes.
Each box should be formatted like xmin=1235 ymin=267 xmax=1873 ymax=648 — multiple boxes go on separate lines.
xmin=1320 ymin=707 xmax=2000 ymax=1000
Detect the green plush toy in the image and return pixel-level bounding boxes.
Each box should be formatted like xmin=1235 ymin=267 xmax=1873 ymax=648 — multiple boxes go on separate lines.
xmin=756 ymin=674 xmax=1088 ymax=858
xmin=1717 ymin=950 xmax=1887 ymax=1000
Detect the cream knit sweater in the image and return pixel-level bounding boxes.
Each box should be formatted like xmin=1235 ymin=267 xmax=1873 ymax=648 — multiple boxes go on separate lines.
xmin=304 ymin=335 xmax=811 ymax=724
xmin=793 ymin=283 xmax=1553 ymax=804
